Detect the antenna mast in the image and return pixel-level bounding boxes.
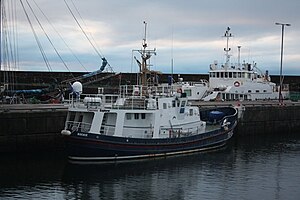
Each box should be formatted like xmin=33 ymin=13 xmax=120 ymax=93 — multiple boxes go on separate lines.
xmin=133 ymin=21 xmax=157 ymax=86
xmin=223 ymin=27 xmax=233 ymax=67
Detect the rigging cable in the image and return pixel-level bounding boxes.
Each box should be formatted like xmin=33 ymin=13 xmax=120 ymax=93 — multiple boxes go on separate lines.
xmin=19 ymin=0 xmax=52 ymax=72
xmin=1 ymin=1 xmax=17 ymax=91
xmin=32 ymin=0 xmax=88 ymax=72
xmin=69 ymin=0 xmax=104 ymax=57
xmin=24 ymin=0 xmax=74 ymax=77
xmin=63 ymin=0 xmax=114 ymax=72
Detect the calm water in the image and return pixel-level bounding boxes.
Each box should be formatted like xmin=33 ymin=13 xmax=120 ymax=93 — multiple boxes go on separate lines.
xmin=0 ymin=133 xmax=300 ymax=200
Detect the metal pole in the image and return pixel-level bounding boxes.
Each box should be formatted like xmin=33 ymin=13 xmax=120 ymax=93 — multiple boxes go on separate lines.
xmin=279 ymin=25 xmax=284 ymax=103
xmin=275 ymin=22 xmax=291 ymax=103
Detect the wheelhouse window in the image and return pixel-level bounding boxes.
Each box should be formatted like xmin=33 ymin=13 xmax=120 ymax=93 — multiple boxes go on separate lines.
xmin=233 ymin=72 xmax=237 ymax=78
xmin=181 ymin=101 xmax=186 ymax=107
xmin=141 ymin=113 xmax=146 ymax=119
xmin=185 ymin=89 xmax=192 ymax=97
xmin=172 ymin=100 xmax=176 ymax=107
xmin=163 ymin=103 xmax=167 ymax=109
xmin=134 ymin=113 xmax=139 ymax=119
xmin=126 ymin=113 xmax=132 ymax=120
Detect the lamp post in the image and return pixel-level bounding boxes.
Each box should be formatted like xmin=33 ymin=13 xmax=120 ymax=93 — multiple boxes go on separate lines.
xmin=275 ymin=22 xmax=291 ymax=103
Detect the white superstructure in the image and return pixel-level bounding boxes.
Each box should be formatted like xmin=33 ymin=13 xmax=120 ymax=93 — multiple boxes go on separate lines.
xmin=203 ymin=27 xmax=289 ymax=101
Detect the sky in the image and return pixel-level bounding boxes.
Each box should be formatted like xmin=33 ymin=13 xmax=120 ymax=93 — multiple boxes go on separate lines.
xmin=2 ymin=0 xmax=300 ymax=75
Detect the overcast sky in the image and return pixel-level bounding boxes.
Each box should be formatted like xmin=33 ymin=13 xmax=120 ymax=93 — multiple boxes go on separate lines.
xmin=3 ymin=0 xmax=300 ymax=75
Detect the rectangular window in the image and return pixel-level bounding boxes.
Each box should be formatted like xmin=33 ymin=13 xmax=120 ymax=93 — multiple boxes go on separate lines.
xmin=233 ymin=72 xmax=237 ymax=78
xmin=163 ymin=103 xmax=167 ymax=109
xmin=185 ymin=89 xmax=192 ymax=97
xmin=126 ymin=113 xmax=132 ymax=120
xmin=141 ymin=113 xmax=146 ymax=119
xmin=172 ymin=100 xmax=176 ymax=107
xmin=181 ymin=101 xmax=186 ymax=107
xmin=189 ymin=109 xmax=193 ymax=116
xmin=134 ymin=113 xmax=139 ymax=119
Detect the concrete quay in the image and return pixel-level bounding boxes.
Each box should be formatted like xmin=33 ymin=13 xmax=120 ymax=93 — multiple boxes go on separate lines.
xmin=0 ymin=104 xmax=67 ymax=153
xmin=1 ymin=101 xmax=300 ymax=153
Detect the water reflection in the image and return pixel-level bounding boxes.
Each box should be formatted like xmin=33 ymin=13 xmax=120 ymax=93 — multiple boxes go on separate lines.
xmin=0 ymin=134 xmax=300 ymax=200
xmin=61 ymin=146 xmax=235 ymax=200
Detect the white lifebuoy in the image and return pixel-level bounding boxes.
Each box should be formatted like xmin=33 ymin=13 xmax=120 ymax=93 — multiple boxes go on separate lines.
xmin=234 ymin=81 xmax=240 ymax=87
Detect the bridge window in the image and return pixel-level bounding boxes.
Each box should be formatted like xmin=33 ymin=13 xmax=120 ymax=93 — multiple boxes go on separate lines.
xmin=126 ymin=113 xmax=132 ymax=120
xmin=141 ymin=113 xmax=146 ymax=119
xmin=163 ymin=103 xmax=167 ymax=109
xmin=134 ymin=113 xmax=139 ymax=119
xmin=181 ymin=101 xmax=186 ymax=107
xmin=172 ymin=100 xmax=176 ymax=107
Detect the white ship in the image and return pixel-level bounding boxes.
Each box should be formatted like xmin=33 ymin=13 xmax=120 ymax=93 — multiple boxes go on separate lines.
xmin=203 ymin=27 xmax=289 ymax=101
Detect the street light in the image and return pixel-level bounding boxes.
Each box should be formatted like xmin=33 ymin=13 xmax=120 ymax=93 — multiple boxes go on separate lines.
xmin=275 ymin=22 xmax=291 ymax=103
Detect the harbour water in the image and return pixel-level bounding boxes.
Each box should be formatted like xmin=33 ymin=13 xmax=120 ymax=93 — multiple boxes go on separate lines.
xmin=0 ymin=133 xmax=299 ymax=200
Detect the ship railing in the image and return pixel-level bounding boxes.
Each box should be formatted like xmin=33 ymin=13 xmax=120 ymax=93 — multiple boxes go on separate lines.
xmin=66 ymin=121 xmax=92 ymax=133
xmin=118 ymin=84 xmax=176 ymax=98
xmin=68 ymin=93 xmax=119 ymax=109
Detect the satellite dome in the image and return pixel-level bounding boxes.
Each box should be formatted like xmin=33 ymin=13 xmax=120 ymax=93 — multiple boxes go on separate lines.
xmin=72 ymin=81 xmax=82 ymax=95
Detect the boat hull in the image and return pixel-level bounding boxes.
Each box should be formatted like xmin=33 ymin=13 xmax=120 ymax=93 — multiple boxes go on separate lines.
xmin=64 ymin=124 xmax=236 ymax=162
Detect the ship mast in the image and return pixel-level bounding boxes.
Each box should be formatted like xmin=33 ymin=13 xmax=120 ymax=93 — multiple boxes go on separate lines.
xmin=223 ymin=27 xmax=233 ymax=68
xmin=134 ymin=21 xmax=157 ymax=86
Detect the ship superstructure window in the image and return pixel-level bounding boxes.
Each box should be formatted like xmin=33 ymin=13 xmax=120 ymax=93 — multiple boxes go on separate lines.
xmin=141 ymin=113 xmax=146 ymax=119
xmin=163 ymin=103 xmax=167 ymax=109
xmin=233 ymin=72 xmax=237 ymax=78
xmin=189 ymin=109 xmax=193 ymax=116
xmin=185 ymin=89 xmax=191 ymax=97
xmin=229 ymin=72 xmax=233 ymax=78
xmin=263 ymin=90 xmax=267 ymax=93
xmin=172 ymin=100 xmax=176 ymax=107
xmin=256 ymin=90 xmax=260 ymax=93
xmin=126 ymin=113 xmax=132 ymax=120
xmin=134 ymin=113 xmax=139 ymax=119
xmin=246 ymin=73 xmax=250 ymax=79
xmin=248 ymin=90 xmax=252 ymax=93
xmin=181 ymin=101 xmax=186 ymax=107
xmin=238 ymin=72 xmax=241 ymax=78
